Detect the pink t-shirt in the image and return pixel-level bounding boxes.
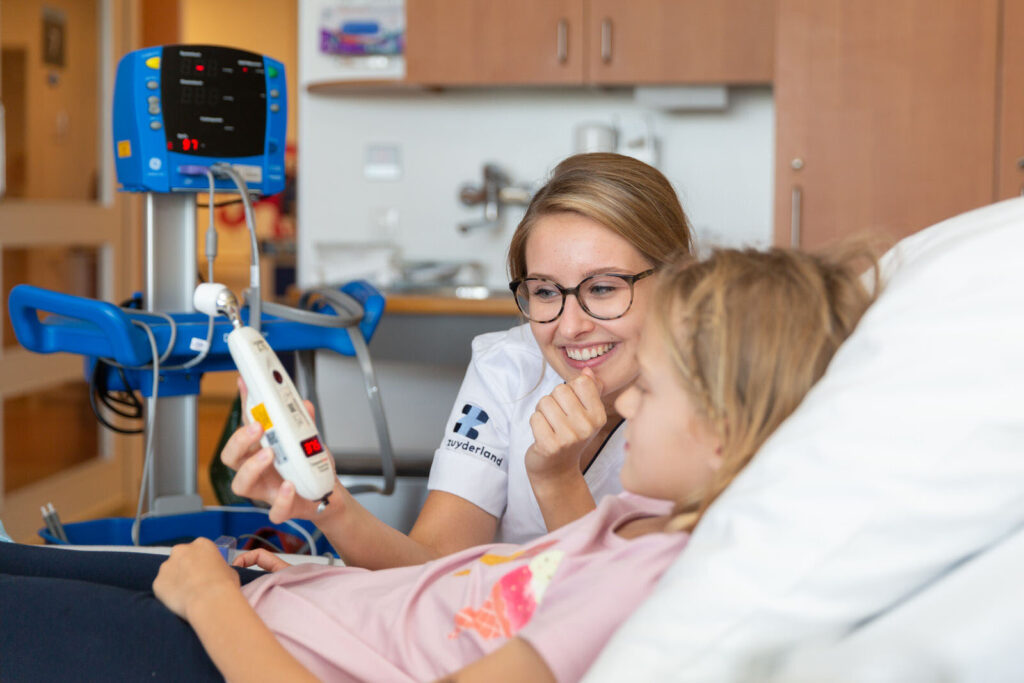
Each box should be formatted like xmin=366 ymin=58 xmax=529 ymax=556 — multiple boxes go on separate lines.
xmin=241 ymin=493 xmax=688 ymax=682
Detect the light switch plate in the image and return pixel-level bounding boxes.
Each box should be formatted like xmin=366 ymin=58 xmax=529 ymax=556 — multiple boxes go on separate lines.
xmin=364 ymin=144 xmax=401 ymax=181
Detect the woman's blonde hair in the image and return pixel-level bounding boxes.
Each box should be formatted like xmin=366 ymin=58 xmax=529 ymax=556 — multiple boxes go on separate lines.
xmin=507 ymin=153 xmax=694 ymax=281
xmin=655 ymin=245 xmax=880 ymax=532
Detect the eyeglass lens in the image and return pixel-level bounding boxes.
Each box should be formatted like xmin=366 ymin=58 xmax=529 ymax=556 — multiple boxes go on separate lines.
xmin=514 ymin=274 xmax=636 ymax=322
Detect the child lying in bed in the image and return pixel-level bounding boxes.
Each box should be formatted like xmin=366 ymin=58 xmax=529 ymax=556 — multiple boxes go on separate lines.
xmin=0 ymin=246 xmax=876 ymax=682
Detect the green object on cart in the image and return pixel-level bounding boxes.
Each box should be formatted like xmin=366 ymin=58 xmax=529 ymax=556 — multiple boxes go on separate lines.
xmin=209 ymin=393 xmax=252 ymax=506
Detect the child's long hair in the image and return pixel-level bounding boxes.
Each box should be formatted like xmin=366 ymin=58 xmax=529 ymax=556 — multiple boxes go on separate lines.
xmin=654 ymin=246 xmax=880 ymax=532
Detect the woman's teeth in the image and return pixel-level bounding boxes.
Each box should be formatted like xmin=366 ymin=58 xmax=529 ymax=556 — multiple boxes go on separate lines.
xmin=565 ymin=343 xmax=613 ymax=361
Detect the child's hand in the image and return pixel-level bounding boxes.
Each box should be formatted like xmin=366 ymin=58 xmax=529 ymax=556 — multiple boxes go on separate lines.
xmin=525 ymin=368 xmax=606 ymax=481
xmin=221 ymin=376 xmax=339 ymax=524
xmin=154 ymin=538 xmax=241 ymax=621
xmin=233 ymin=548 xmax=292 ymax=572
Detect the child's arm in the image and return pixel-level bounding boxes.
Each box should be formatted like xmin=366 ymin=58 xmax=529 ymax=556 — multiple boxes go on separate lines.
xmin=437 ymin=637 xmax=556 ymax=683
xmin=153 ymin=538 xmax=318 ymax=682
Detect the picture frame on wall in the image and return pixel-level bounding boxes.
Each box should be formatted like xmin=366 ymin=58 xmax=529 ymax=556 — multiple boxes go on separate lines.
xmin=42 ymin=7 xmax=66 ymax=68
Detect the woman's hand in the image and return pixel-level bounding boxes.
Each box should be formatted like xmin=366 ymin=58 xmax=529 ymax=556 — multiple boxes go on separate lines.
xmin=221 ymin=376 xmax=339 ymax=524
xmin=525 ymin=367 xmax=606 ymax=480
xmin=154 ymin=538 xmax=242 ymax=622
xmin=233 ymin=548 xmax=292 ymax=573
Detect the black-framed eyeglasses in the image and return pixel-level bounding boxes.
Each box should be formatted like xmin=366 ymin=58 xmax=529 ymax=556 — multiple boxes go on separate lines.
xmin=508 ymin=269 xmax=655 ymax=323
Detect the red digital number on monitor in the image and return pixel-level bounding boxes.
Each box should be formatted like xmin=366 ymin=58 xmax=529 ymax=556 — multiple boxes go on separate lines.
xmin=300 ymin=435 xmax=324 ymax=457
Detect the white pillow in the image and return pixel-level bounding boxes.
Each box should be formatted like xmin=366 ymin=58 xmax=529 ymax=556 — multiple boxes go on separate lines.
xmin=586 ymin=198 xmax=1024 ymax=681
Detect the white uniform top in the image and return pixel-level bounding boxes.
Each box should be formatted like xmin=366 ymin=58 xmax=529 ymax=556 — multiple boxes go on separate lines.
xmin=427 ymin=323 xmax=626 ymax=544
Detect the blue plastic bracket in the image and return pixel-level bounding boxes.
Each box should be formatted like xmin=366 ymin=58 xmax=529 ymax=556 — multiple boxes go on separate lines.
xmin=7 ymin=282 xmax=386 ymax=397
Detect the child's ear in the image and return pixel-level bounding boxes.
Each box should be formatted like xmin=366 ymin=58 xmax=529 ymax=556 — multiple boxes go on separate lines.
xmin=709 ymin=444 xmax=724 ymax=471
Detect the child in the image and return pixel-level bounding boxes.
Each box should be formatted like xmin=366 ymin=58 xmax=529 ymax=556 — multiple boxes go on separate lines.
xmin=0 ymin=246 xmax=876 ymax=682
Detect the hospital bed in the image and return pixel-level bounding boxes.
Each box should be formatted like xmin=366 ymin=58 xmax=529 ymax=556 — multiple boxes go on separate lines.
xmin=584 ymin=197 xmax=1024 ymax=681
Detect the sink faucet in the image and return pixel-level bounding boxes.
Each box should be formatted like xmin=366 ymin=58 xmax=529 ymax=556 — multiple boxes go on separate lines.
xmin=457 ymin=163 xmax=532 ymax=233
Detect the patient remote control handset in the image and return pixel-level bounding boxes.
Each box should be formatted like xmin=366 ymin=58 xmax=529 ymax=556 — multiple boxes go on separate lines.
xmin=194 ymin=283 xmax=335 ymax=511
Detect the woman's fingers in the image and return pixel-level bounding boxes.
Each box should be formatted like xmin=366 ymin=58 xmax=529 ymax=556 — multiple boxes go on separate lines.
xmin=534 ymin=394 xmax=575 ymax=441
xmin=229 ymin=447 xmax=278 ymax=500
xmin=237 ymin=376 xmax=251 ymax=425
xmin=529 ymin=410 xmax=556 ymax=444
xmin=545 ymin=379 xmax=605 ymax=438
xmin=556 ymin=373 xmax=604 ymax=423
xmin=221 ymin=422 xmax=263 ymax=470
xmin=268 ymin=481 xmax=298 ymax=525
xmin=575 ymin=369 xmax=605 ymax=414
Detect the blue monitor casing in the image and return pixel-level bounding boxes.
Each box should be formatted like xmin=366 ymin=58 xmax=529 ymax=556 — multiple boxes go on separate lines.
xmin=113 ymin=44 xmax=286 ymax=195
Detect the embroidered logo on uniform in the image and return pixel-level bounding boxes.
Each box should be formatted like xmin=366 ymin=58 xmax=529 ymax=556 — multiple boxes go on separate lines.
xmin=454 ymin=404 xmax=489 ymax=439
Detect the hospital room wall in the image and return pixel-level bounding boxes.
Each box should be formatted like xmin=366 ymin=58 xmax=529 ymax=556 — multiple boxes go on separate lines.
xmin=294 ymin=90 xmax=775 ymax=291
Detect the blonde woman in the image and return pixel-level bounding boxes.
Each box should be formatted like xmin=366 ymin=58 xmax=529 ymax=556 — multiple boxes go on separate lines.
xmin=223 ymin=153 xmax=695 ymax=568
xmin=0 ymin=245 xmax=877 ymax=681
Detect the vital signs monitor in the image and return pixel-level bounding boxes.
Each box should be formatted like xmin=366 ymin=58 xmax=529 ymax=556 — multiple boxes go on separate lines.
xmin=113 ymin=44 xmax=286 ymax=195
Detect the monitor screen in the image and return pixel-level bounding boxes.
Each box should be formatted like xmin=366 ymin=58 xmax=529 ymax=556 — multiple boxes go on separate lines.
xmin=160 ymin=46 xmax=267 ymax=158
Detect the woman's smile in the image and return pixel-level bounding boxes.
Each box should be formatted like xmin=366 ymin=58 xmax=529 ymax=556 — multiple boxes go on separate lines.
xmin=562 ymin=342 xmax=617 ymax=367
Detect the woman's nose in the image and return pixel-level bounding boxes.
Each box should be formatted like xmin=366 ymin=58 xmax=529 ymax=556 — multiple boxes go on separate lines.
xmin=557 ymin=294 xmax=594 ymax=337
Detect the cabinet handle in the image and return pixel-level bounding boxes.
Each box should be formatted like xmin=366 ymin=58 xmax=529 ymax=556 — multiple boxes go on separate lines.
xmin=601 ymin=18 xmax=613 ymax=64
xmin=557 ymin=19 xmax=568 ymax=63
xmin=790 ymin=186 xmax=802 ymax=248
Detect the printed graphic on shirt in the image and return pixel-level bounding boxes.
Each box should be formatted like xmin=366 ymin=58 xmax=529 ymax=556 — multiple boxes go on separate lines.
xmin=454 ymin=403 xmax=489 ymax=439
xmin=445 ymin=403 xmax=505 ymax=469
xmin=448 ymin=550 xmax=565 ymax=641
xmin=442 ymin=436 xmax=505 ymax=469
xmin=452 ymin=540 xmax=559 ymax=576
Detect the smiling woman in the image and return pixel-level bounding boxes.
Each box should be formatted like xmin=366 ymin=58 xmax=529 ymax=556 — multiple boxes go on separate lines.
xmin=424 ymin=152 xmax=695 ymax=538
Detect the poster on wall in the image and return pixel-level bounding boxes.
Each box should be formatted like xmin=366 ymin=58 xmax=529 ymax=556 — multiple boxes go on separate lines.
xmin=304 ymin=0 xmax=406 ymax=84
xmin=319 ymin=1 xmax=404 ymax=57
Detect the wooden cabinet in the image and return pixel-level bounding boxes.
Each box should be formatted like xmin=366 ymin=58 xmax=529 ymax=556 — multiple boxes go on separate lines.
xmin=586 ymin=0 xmax=773 ymax=85
xmin=403 ymin=0 xmax=772 ymax=87
xmin=774 ymin=0 xmax=1001 ymax=249
xmin=405 ymin=0 xmax=585 ymax=85
xmin=998 ymin=0 xmax=1024 ymax=199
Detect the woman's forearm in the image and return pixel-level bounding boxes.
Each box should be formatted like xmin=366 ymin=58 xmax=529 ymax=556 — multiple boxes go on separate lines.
xmin=316 ymin=488 xmax=499 ymax=569
xmin=313 ymin=483 xmax=440 ymax=569
xmin=530 ymin=468 xmax=597 ymax=531
xmin=186 ymin=583 xmax=318 ymax=683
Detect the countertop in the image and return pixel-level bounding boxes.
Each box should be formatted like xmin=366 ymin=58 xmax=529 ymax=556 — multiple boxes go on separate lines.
xmin=383 ymin=289 xmax=519 ymax=317
xmin=283 ymin=285 xmax=520 ymax=317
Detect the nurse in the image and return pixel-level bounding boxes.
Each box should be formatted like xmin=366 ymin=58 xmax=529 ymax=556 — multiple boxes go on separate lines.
xmin=223 ymin=152 xmax=694 ymax=568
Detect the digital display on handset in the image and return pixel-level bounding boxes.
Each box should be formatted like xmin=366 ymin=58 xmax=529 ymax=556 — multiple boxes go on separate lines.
xmin=300 ymin=435 xmax=325 ymax=458
xmin=160 ymin=45 xmax=267 ymax=158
